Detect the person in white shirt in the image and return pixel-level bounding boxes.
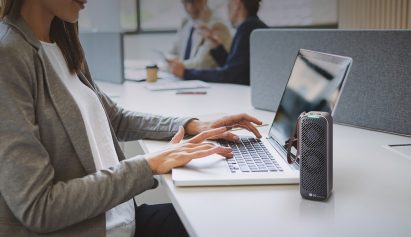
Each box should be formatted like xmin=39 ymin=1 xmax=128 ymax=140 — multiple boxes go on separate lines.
xmin=169 ymin=0 xmax=232 ymax=69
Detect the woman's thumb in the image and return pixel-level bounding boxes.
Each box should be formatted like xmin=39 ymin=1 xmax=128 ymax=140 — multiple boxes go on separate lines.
xmin=169 ymin=126 xmax=185 ymax=144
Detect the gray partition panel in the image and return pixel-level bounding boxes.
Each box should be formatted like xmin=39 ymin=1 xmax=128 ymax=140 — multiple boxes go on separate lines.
xmin=80 ymin=32 xmax=124 ymax=84
xmin=250 ymin=29 xmax=411 ymax=136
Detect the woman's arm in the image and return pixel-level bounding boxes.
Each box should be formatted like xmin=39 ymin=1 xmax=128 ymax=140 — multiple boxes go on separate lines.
xmin=209 ymin=44 xmax=229 ymax=67
xmin=82 ymin=66 xmax=195 ymax=142
xmin=98 ymin=89 xmax=195 ymax=142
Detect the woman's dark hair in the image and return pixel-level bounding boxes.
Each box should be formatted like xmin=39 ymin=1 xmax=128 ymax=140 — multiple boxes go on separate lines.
xmin=240 ymin=0 xmax=262 ymax=17
xmin=0 ymin=0 xmax=85 ymax=75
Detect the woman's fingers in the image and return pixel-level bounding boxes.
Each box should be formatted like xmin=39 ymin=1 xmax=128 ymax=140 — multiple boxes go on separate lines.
xmin=182 ymin=146 xmax=232 ymax=162
xmin=218 ymin=114 xmax=263 ymax=126
xmin=225 ymin=122 xmax=262 ymax=140
xmin=147 ymin=142 xmax=232 ymax=174
xmin=238 ymin=121 xmax=262 ymax=139
xmin=209 ymin=131 xmax=240 ymax=142
xmin=209 ymin=114 xmax=263 ymax=139
xmin=183 ymin=143 xmax=217 ymax=153
xmin=238 ymin=113 xmax=263 ymax=125
xmin=169 ymin=126 xmax=185 ymax=144
xmin=223 ymin=132 xmax=240 ymax=142
xmin=177 ymin=143 xmax=232 ymax=164
xmin=188 ymin=127 xmax=227 ymax=144
xmin=215 ymin=146 xmax=233 ymax=158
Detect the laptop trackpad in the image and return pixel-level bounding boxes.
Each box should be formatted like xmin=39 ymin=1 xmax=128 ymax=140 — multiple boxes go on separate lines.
xmin=176 ymin=155 xmax=228 ymax=174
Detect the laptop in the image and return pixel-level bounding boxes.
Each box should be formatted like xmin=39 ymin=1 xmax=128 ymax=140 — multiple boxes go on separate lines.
xmin=172 ymin=49 xmax=353 ymax=186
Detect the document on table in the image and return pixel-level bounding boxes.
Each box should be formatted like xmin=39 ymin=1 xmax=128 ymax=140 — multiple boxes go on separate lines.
xmin=144 ymin=78 xmax=210 ymax=91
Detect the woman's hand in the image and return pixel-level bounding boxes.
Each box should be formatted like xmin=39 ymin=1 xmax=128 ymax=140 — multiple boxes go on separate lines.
xmin=185 ymin=113 xmax=264 ymax=142
xmin=146 ymin=127 xmax=233 ymax=174
xmin=167 ymin=59 xmax=185 ymax=78
xmin=198 ymin=24 xmax=221 ymax=48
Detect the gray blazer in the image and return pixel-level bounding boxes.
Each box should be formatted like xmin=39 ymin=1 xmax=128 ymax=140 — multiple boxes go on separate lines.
xmin=0 ymin=16 xmax=191 ymax=236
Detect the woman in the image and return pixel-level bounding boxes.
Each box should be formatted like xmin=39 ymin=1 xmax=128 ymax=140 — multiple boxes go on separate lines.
xmin=0 ymin=0 xmax=262 ymax=236
xmin=169 ymin=0 xmax=267 ymax=85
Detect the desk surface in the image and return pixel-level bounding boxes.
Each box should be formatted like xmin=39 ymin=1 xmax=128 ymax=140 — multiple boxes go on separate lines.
xmin=98 ymin=81 xmax=411 ymax=237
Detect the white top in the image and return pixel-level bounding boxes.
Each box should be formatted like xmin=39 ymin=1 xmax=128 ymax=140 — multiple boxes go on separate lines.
xmin=41 ymin=42 xmax=135 ymax=237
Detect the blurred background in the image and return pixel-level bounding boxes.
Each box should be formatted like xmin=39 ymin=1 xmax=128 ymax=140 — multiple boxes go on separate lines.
xmin=78 ymin=0 xmax=411 ymax=61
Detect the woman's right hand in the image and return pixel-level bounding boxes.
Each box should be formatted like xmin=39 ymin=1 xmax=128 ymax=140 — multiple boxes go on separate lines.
xmin=198 ymin=24 xmax=221 ymax=48
xmin=145 ymin=127 xmax=233 ymax=174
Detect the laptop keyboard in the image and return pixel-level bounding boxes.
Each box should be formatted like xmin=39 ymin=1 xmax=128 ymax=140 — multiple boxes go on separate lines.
xmin=219 ymin=137 xmax=284 ymax=173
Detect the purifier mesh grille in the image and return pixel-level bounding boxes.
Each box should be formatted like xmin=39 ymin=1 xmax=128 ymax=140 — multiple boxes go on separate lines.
xmin=301 ymin=118 xmax=327 ymax=195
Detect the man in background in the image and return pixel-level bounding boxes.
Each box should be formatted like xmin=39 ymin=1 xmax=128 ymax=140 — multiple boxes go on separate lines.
xmin=169 ymin=0 xmax=232 ymax=69
xmin=169 ymin=0 xmax=267 ymax=85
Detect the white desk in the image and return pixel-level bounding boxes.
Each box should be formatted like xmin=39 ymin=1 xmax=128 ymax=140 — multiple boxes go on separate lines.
xmin=98 ymin=81 xmax=411 ymax=237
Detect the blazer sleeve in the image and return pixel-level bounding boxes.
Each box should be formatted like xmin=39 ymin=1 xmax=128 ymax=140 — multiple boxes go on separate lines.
xmin=0 ymin=48 xmax=155 ymax=234
xmin=94 ymin=83 xmax=194 ymax=142
xmin=210 ymin=44 xmax=229 ymax=67
xmin=80 ymin=63 xmax=195 ymax=142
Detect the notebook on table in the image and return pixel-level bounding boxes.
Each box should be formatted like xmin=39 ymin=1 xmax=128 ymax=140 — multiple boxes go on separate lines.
xmin=144 ymin=78 xmax=210 ymax=91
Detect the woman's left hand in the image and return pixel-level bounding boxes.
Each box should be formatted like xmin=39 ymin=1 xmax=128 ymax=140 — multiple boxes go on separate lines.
xmin=185 ymin=113 xmax=263 ymax=142
xmin=168 ymin=59 xmax=185 ymax=78
xmin=198 ymin=24 xmax=221 ymax=48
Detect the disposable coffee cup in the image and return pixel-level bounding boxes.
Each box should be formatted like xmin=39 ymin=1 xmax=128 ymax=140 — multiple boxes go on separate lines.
xmin=146 ymin=64 xmax=159 ymax=83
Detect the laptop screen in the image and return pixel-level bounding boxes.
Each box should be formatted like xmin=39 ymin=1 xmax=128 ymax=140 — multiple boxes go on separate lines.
xmin=269 ymin=49 xmax=352 ymax=150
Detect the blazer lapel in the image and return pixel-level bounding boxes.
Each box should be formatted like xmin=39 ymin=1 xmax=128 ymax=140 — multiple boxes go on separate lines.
xmin=39 ymin=49 xmax=97 ymax=174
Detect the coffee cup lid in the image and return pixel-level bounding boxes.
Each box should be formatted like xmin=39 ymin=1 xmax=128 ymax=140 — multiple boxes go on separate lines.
xmin=146 ymin=64 xmax=159 ymax=69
